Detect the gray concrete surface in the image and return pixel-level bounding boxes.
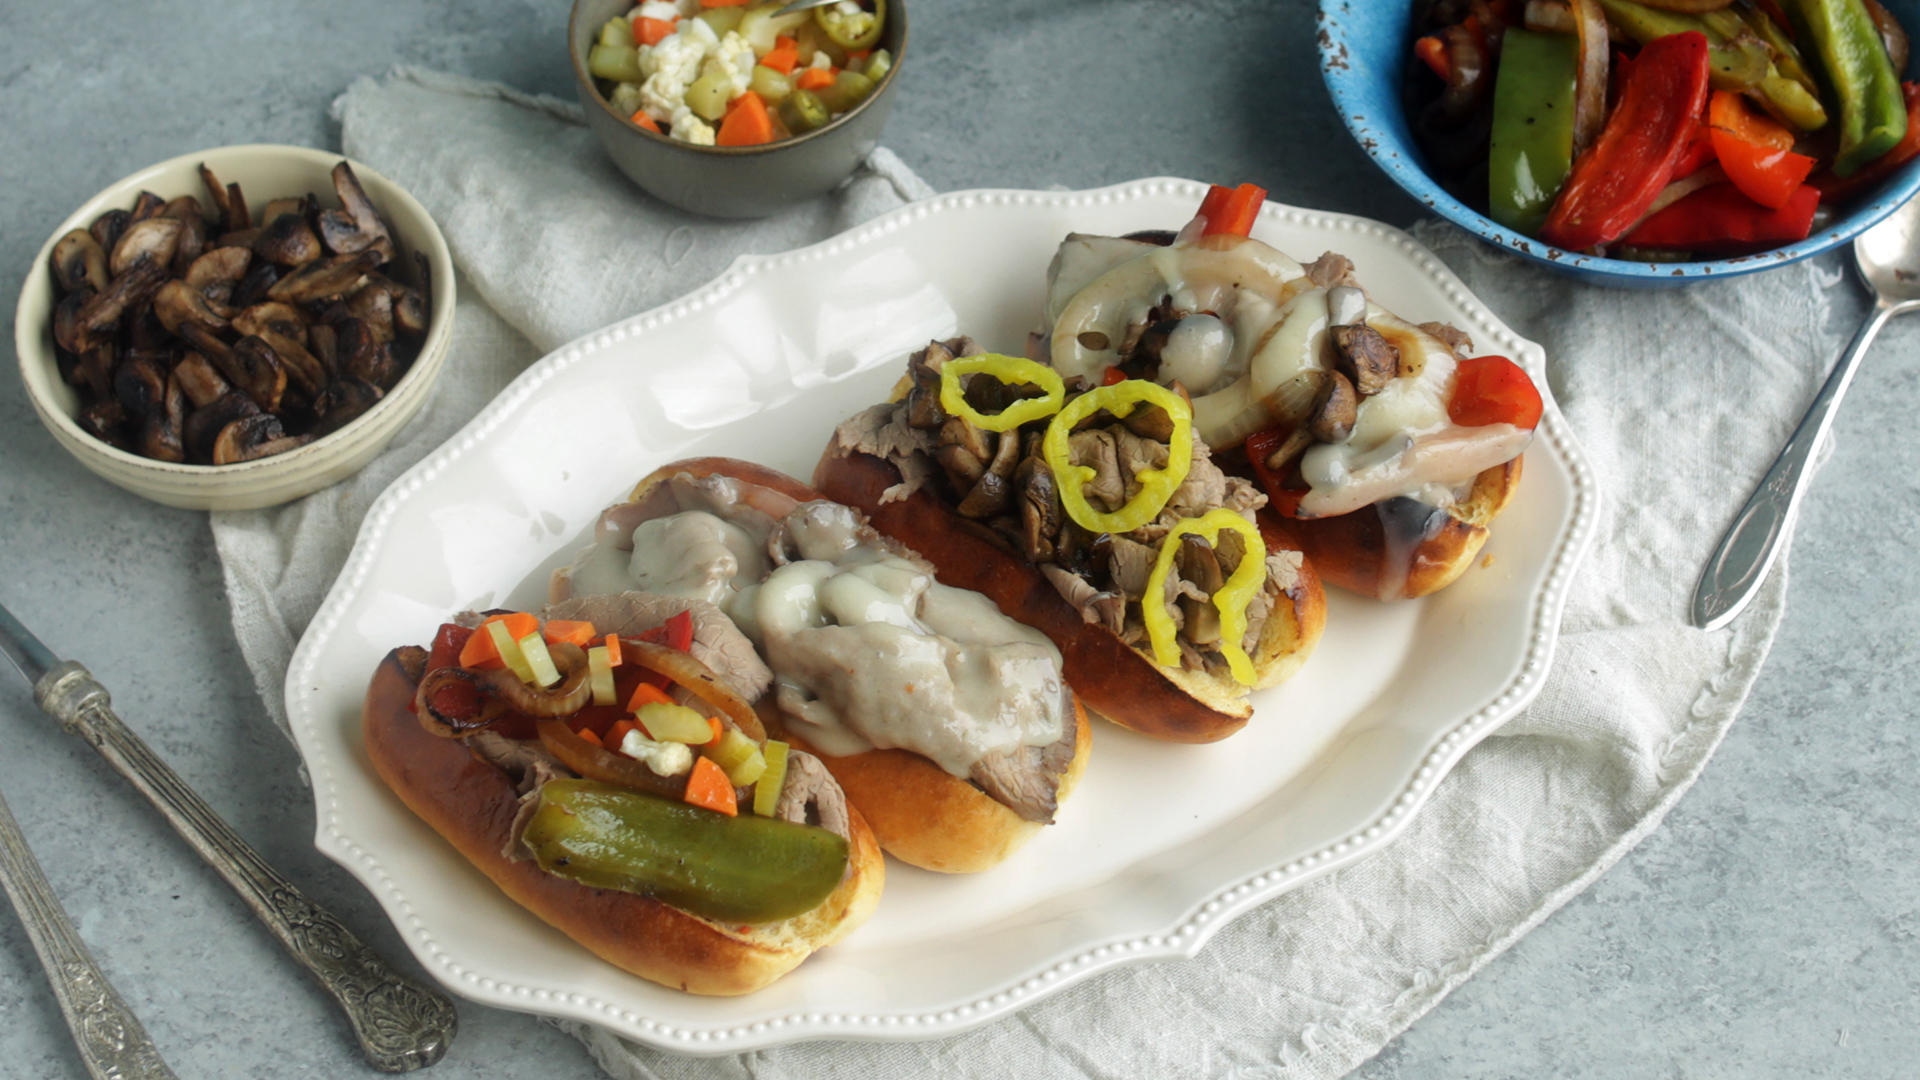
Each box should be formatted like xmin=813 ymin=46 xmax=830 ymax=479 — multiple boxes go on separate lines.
xmin=0 ymin=0 xmax=1915 ymax=1076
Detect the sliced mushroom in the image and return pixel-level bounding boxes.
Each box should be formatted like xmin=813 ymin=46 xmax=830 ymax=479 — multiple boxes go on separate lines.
xmin=76 ymin=261 xmax=168 ymax=344
xmin=248 ymin=329 xmax=326 ymax=397
xmin=337 ymin=319 xmax=398 ymax=389
xmin=1175 ymin=534 xmax=1223 ymax=646
xmin=307 ymin=322 xmax=338 ymax=379
xmin=199 ymin=164 xmax=233 ymax=231
xmin=311 ymin=377 xmax=384 ymax=437
xmin=173 ymin=352 xmax=232 ymax=408
xmin=314 ymin=162 xmax=395 ymax=262
xmin=121 ymin=303 xmax=171 ymax=355
xmin=903 ymin=340 xmax=951 ymax=429
xmin=152 ymin=278 xmax=230 ymax=337
xmin=267 ymin=250 xmax=381 ymax=305
xmin=343 ymin=282 xmax=394 ymax=343
xmin=257 ymin=198 xmax=303 ymax=225
xmin=226 ymin=181 xmax=251 ymax=231
xmin=78 ymin=400 xmax=134 ymax=451
xmin=53 ymin=288 xmax=95 ymax=355
xmin=1307 ymin=369 xmax=1359 ymax=443
xmin=128 ymin=191 xmax=166 ymax=222
xmin=79 ymin=345 xmax=116 ymax=402
xmin=184 ymin=324 xmax=284 ymax=412
xmin=141 ymin=373 xmax=187 ymax=463
xmin=184 ymin=246 xmax=252 ymax=295
xmin=89 ymin=208 xmax=130 ymax=254
xmin=230 ymin=301 xmax=306 ymax=340
xmin=211 ymin=413 xmax=289 ymax=465
xmin=160 ymin=197 xmax=209 ymax=273
xmin=1329 ymin=323 xmax=1400 ymax=397
xmin=955 ymin=428 xmax=1021 ymax=519
xmin=51 ymin=230 xmax=109 ymax=294
xmin=114 ymin=356 xmax=170 ymax=421
xmin=184 ymin=391 xmax=261 ymax=462
xmin=1016 ymin=452 xmax=1062 ymax=564
xmin=217 ymin=227 xmax=261 ymax=250
xmin=1119 ymin=400 xmax=1178 ymax=443
xmin=391 ymin=284 xmax=428 ymax=340
xmin=253 ymin=212 xmax=323 ymax=267
xmin=108 ymin=217 xmax=186 ymax=279
xmin=230 ymin=260 xmax=280 ymax=309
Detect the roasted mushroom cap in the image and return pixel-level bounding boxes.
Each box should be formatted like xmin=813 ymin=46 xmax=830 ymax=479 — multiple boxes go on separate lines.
xmin=153 ymin=278 xmax=230 ymax=338
xmin=314 ymin=162 xmax=395 ymax=262
xmin=141 ymin=373 xmax=188 ymax=463
xmin=311 ymin=377 xmax=384 ymax=437
xmin=51 ymin=230 xmax=109 ymax=294
xmin=253 ymin=211 xmax=322 ymax=267
xmin=184 ymin=392 xmax=261 ymax=462
xmin=211 ymin=412 xmax=312 ymax=465
xmin=108 ymin=217 xmax=186 ymax=279
xmin=266 ymin=250 xmax=381 ymax=305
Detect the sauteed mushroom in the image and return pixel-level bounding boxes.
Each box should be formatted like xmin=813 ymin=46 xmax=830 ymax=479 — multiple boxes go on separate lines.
xmin=51 ymin=230 xmax=109 ymax=294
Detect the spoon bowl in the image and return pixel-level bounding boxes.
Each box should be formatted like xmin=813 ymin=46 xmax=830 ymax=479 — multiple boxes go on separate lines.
xmin=1856 ymin=192 xmax=1920 ymax=304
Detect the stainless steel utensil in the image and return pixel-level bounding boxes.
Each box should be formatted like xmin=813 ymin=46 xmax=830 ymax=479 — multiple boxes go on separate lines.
xmin=0 ymin=602 xmax=458 ymax=1073
xmin=1691 ymin=196 xmax=1920 ymax=631
xmin=774 ymin=0 xmax=839 ymax=16
xmin=0 ymin=772 xmax=179 ymax=1080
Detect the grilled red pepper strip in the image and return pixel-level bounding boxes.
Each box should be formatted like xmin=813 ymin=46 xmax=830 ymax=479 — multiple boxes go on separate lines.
xmin=1620 ymin=182 xmax=1820 ymax=250
xmin=1540 ymin=31 xmax=1712 ymax=251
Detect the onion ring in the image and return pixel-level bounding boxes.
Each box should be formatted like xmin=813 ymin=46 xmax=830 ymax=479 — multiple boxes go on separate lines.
xmin=623 ymin=640 xmax=766 ymax=742
xmin=412 ymin=642 xmax=593 ymax=737
xmin=536 ymin=718 xmax=688 ymax=800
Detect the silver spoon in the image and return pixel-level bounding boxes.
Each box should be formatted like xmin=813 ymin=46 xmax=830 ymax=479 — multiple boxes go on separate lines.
xmin=1691 ymin=195 xmax=1920 ymax=630
xmin=774 ymin=0 xmax=839 ymax=16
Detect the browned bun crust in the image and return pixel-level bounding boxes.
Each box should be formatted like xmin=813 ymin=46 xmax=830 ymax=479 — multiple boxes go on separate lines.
xmin=811 ymin=448 xmax=1327 ymax=743
xmin=767 ymin=697 xmax=1093 ymax=874
xmin=1285 ymin=456 xmax=1524 ymax=601
xmin=363 ymin=649 xmax=884 ymax=997
xmin=624 ymin=455 xmax=1095 ymax=872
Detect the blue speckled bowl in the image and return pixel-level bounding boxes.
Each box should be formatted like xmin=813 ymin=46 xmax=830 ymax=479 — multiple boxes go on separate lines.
xmin=1318 ymin=0 xmax=1920 ymax=286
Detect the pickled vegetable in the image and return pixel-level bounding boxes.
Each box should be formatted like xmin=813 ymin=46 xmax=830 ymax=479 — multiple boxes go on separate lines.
xmin=709 ymin=729 xmax=768 ymax=787
xmin=753 ymin=741 xmax=791 ymax=817
xmin=599 ymin=18 xmax=630 ymax=47
xmin=522 ymin=779 xmax=848 ymax=924
xmin=749 ymin=64 xmax=792 ymax=102
xmin=863 ymin=48 xmax=893 ymax=83
xmin=588 ymin=43 xmax=645 ymax=83
xmin=816 ymin=0 xmax=884 ymax=51
xmin=636 ymin=702 xmax=713 ymax=744
xmin=814 ymin=70 xmax=876 ymax=114
xmin=778 ymin=88 xmax=831 ymax=134
xmin=686 ymin=62 xmax=735 ymax=122
xmin=696 ymin=6 xmax=745 ymax=36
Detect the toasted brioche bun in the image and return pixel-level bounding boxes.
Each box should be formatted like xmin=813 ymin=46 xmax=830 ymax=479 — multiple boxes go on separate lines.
xmin=811 ymin=447 xmax=1327 ymax=743
xmin=363 ymin=648 xmax=884 ymax=996
xmin=1284 ymin=456 xmax=1523 ymax=601
xmin=620 ymin=456 xmax=1094 ymax=872
xmin=764 ymin=696 xmax=1093 ymax=874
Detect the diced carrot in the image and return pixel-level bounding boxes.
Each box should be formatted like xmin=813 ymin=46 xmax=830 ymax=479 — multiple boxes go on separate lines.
xmin=684 ymin=756 xmax=738 ymax=816
xmin=627 ymin=682 xmax=675 ymax=713
xmin=542 ymin=619 xmax=597 ymax=648
xmin=703 ymin=715 xmax=724 ymax=749
xmin=773 ymin=35 xmax=798 ymax=50
xmin=604 ymin=632 xmax=623 ymax=666
xmin=717 ymin=91 xmax=775 ymax=146
xmin=1414 ymin=35 xmax=1450 ymax=81
xmin=847 ymin=48 xmax=871 ymax=65
xmin=634 ymin=16 xmax=677 ymax=46
xmin=794 ymin=67 xmax=836 ymax=92
xmin=576 ymin=726 xmax=604 ymax=748
xmin=630 ymin=109 xmax=661 ymax=133
xmin=607 ymin=719 xmax=637 ymax=748
xmin=761 ymin=43 xmax=800 ymax=74
xmin=457 ymin=612 xmax=538 ymax=669
xmin=1201 ymin=183 xmax=1267 ymax=238
xmin=701 ymin=0 xmax=753 ymax=7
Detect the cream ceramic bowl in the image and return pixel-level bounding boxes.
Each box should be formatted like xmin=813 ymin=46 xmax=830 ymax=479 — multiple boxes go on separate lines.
xmin=15 ymin=144 xmax=455 ymax=511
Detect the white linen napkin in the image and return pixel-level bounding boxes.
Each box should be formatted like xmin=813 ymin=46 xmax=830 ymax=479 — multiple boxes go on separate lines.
xmin=210 ymin=68 xmax=1838 ymax=1080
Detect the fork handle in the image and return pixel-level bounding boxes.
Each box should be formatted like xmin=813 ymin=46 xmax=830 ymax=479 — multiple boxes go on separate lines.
xmin=34 ymin=661 xmax=458 ymax=1073
xmin=1690 ymin=299 xmax=1905 ymax=630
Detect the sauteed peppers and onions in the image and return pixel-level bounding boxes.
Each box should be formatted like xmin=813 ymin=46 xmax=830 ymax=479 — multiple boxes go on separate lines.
xmin=1411 ymin=0 xmax=1919 ymax=256
xmin=406 ymin=608 xmax=848 ymax=925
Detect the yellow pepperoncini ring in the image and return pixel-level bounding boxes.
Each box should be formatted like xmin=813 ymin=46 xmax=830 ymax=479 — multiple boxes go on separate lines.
xmin=1042 ymin=380 xmax=1193 ymax=534
xmin=938 ymin=354 xmax=1067 ymax=433
xmin=1141 ymin=510 xmax=1268 ymax=686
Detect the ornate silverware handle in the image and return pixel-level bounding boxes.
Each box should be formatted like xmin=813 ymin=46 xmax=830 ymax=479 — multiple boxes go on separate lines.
xmin=0 ymin=779 xmax=179 ymax=1080
xmin=34 ymin=661 xmax=457 ymax=1073
xmin=1690 ymin=298 xmax=1904 ymax=631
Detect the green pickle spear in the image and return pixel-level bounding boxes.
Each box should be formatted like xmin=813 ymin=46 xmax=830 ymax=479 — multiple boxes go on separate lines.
xmin=522 ymin=779 xmax=849 ymax=925
xmin=1489 ymin=28 xmax=1578 ymax=236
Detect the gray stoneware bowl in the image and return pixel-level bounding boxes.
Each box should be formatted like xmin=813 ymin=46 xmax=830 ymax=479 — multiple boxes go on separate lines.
xmin=569 ymin=0 xmax=906 ymax=218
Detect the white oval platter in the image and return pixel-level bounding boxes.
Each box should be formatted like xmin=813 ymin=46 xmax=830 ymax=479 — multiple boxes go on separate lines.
xmin=287 ymin=178 xmax=1598 ymax=1055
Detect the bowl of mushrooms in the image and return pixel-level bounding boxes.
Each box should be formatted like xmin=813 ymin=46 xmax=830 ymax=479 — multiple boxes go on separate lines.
xmin=15 ymin=144 xmax=454 ymax=511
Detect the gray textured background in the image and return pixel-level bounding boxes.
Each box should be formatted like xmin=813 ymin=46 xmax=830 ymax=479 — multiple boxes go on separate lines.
xmin=1 ymin=1 xmax=1916 ymax=1077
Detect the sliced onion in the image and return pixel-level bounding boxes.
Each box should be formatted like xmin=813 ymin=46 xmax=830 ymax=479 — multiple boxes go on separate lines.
xmin=1524 ymin=0 xmax=1575 ymax=33
xmin=411 ymin=642 xmax=592 ymax=737
xmin=1630 ymin=0 xmax=1736 ymax=9
xmin=1626 ymin=165 xmax=1727 ymax=234
xmin=537 ymin=718 xmax=687 ymax=800
xmin=625 ymin=640 xmax=766 ymax=743
xmin=1569 ymin=0 xmax=1610 ymax=158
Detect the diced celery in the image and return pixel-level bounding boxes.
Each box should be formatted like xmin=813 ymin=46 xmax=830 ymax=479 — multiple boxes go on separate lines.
xmin=815 ymin=70 xmax=874 ymax=114
xmin=739 ymin=2 xmax=810 ymax=53
xmin=599 ymin=17 xmax=631 ymax=47
xmin=709 ymin=730 xmax=766 ymax=786
xmin=487 ymin=621 xmax=536 ymax=685
xmin=636 ymin=702 xmax=713 ymax=744
xmin=749 ymin=64 xmax=792 ymax=102
xmin=588 ymin=44 xmax=645 ymax=83
xmin=863 ymin=48 xmax=892 ymax=82
xmin=588 ymin=645 xmax=617 ymax=706
xmin=753 ymin=741 xmax=789 ymax=816
xmin=518 ymin=632 xmax=561 ymax=688
xmin=686 ymin=61 xmax=735 ymax=121
xmin=725 ymin=747 xmax=766 ymax=787
xmin=697 ymin=6 xmax=745 ymax=36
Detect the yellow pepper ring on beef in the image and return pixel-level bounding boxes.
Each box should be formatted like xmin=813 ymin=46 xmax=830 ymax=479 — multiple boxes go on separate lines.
xmin=1043 ymin=380 xmax=1193 ymax=534
xmin=937 ymin=353 xmax=1066 ymax=433
xmin=1142 ymin=509 xmax=1267 ymax=686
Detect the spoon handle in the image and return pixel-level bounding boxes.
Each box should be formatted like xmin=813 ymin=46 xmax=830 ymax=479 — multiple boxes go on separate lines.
xmin=33 ymin=661 xmax=459 ymax=1073
xmin=1690 ymin=300 xmax=1899 ymax=630
xmin=0 ymin=778 xmax=179 ymax=1080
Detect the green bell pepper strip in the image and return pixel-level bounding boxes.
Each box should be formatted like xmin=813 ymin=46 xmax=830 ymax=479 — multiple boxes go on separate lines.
xmin=938 ymin=354 xmax=1066 ymax=432
xmin=520 ymin=779 xmax=850 ymax=925
xmin=1489 ymin=28 xmax=1579 ymax=236
xmin=1739 ymin=4 xmax=1832 ymax=130
xmin=1598 ymin=0 xmax=1772 ymax=90
xmin=816 ymin=0 xmax=884 ymax=51
xmin=1042 ymin=381 xmax=1193 ymax=534
xmin=1781 ymin=0 xmax=1909 ymax=176
xmin=1141 ymin=510 xmax=1268 ymax=687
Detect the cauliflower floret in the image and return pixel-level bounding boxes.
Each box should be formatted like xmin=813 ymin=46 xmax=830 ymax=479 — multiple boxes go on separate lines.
xmin=608 ymin=80 xmax=649 ymax=120
xmin=669 ymin=104 xmax=716 ymax=146
xmin=618 ymin=729 xmax=695 ymax=776
xmin=637 ymin=20 xmax=712 ymax=120
xmin=711 ymin=30 xmax=756 ymax=97
xmin=635 ymin=0 xmax=681 ymax=20
xmin=809 ymin=50 xmax=833 ymax=70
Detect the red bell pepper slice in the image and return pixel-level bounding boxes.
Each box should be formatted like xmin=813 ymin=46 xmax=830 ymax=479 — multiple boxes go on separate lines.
xmin=1671 ymin=118 xmax=1716 ymax=181
xmin=1243 ymin=425 xmax=1309 ymax=519
xmin=1621 ymin=182 xmax=1819 ymax=252
xmin=1541 ymin=31 xmax=1711 ymax=252
xmin=1448 ymin=356 xmax=1543 ymax=430
xmin=1813 ymin=83 xmax=1920 ymax=202
xmin=1708 ymin=91 xmax=1814 ymax=210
